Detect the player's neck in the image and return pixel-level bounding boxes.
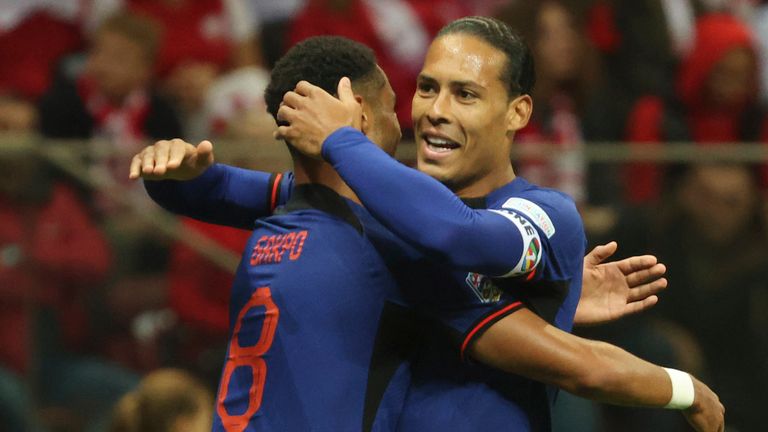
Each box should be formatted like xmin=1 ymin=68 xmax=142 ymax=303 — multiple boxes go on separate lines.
xmin=452 ymin=164 xmax=516 ymax=198
xmin=292 ymin=158 xmax=361 ymax=205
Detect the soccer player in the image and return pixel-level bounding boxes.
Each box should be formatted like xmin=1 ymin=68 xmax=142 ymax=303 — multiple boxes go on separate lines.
xmin=275 ymin=18 xmax=723 ymax=432
xmin=133 ymin=29 xmax=722 ymax=432
xmin=160 ymin=37 xmax=411 ymax=431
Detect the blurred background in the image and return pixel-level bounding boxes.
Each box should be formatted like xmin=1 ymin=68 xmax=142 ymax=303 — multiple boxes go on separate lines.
xmin=0 ymin=0 xmax=767 ymax=431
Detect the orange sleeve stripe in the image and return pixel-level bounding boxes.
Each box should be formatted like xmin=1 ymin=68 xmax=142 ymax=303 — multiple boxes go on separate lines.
xmin=460 ymin=301 xmax=523 ymax=362
xmin=270 ymin=172 xmax=283 ymax=212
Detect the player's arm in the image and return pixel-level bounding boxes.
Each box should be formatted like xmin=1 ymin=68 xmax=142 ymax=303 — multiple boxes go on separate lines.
xmin=129 ymin=139 xmax=292 ymax=229
xmin=323 ymin=127 xmax=531 ymax=275
xmin=471 ymin=309 xmax=724 ymax=432
xmin=277 ymin=81 xmax=536 ymax=276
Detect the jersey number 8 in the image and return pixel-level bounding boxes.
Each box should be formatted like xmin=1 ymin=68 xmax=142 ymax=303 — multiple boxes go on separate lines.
xmin=217 ymin=287 xmax=279 ymax=431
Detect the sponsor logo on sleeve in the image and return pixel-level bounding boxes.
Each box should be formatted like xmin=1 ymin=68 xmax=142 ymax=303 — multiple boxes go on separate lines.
xmin=520 ymin=237 xmax=541 ymax=273
xmin=465 ymin=272 xmax=503 ymax=303
xmin=499 ymin=197 xmax=556 ymax=238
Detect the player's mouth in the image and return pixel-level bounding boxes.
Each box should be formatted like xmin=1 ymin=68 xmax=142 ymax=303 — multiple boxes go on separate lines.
xmin=421 ymin=132 xmax=461 ymax=159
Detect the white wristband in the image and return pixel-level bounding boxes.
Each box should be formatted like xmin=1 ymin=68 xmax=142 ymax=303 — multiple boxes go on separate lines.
xmin=663 ymin=368 xmax=695 ymax=409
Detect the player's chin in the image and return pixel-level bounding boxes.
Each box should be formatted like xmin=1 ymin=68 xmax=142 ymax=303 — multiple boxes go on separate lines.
xmin=417 ymin=159 xmax=455 ymax=183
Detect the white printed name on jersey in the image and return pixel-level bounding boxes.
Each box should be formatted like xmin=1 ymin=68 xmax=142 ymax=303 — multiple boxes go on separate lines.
xmin=488 ymin=208 xmax=542 ymax=278
xmin=499 ymin=197 xmax=556 ymax=238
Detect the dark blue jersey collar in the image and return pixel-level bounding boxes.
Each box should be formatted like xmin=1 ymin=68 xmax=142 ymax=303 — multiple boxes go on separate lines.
xmin=277 ymin=183 xmax=364 ymax=234
xmin=460 ymin=177 xmax=531 ymax=209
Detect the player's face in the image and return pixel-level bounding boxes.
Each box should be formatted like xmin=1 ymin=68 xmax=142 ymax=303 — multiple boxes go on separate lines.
xmin=362 ymin=69 xmax=402 ymax=156
xmin=412 ymin=34 xmax=531 ymax=197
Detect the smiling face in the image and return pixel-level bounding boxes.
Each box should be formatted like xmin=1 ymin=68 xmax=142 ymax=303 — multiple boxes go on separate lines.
xmin=412 ymin=33 xmax=532 ymax=197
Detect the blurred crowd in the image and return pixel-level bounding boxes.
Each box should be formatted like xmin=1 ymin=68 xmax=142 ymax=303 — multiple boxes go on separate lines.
xmin=0 ymin=0 xmax=767 ymax=431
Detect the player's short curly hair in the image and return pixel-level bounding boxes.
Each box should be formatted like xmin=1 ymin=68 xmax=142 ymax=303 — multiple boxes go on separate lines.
xmin=438 ymin=16 xmax=536 ymax=97
xmin=264 ymin=36 xmax=383 ymax=124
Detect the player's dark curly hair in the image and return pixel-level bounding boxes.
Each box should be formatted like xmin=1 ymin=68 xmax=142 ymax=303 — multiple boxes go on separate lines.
xmin=264 ymin=36 xmax=383 ymax=124
xmin=438 ymin=16 xmax=536 ymax=97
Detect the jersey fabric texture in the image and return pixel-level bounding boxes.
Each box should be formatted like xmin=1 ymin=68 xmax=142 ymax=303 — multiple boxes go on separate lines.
xmin=212 ymin=184 xmax=413 ymax=432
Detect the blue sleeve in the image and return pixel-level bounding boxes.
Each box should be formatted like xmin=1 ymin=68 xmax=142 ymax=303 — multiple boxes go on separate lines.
xmin=144 ymin=163 xmax=293 ymax=230
xmin=322 ymin=127 xmax=529 ymax=277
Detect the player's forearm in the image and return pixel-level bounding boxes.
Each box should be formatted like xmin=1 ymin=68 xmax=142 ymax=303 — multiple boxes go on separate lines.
xmin=145 ymin=164 xmax=291 ymax=229
xmin=322 ymin=127 xmax=524 ymax=275
xmin=472 ymin=311 xmax=675 ymax=408
xmin=567 ymin=339 xmax=672 ymax=407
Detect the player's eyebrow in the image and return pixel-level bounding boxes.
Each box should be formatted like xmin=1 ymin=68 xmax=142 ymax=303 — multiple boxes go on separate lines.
xmin=417 ymin=73 xmax=484 ymax=91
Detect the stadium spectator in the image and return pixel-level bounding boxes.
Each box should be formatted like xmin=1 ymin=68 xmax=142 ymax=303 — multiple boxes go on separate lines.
xmin=38 ymin=11 xmax=181 ymax=382
xmin=36 ymin=9 xmax=179 ymax=223
xmin=0 ymin=1 xmax=84 ymax=131
xmin=287 ymin=0 xmax=468 ymax=132
xmin=109 ymin=368 xmax=213 ymax=432
xmin=37 ymin=11 xmax=181 ymax=170
xmin=586 ymin=0 xmax=703 ymax=104
xmin=116 ymin=0 xmax=265 ymax=140
xmin=0 ymin=151 xmax=139 ymax=431
xmin=497 ymin=0 xmax=600 ymax=204
xmin=606 ymin=163 xmax=768 ymax=430
xmin=624 ymin=13 xmax=768 ymax=203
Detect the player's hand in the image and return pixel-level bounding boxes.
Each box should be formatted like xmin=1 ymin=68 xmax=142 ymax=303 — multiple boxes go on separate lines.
xmin=129 ymin=138 xmax=215 ymax=181
xmin=682 ymin=377 xmax=725 ymax=432
xmin=275 ymin=77 xmax=363 ymax=159
xmin=574 ymin=241 xmax=668 ymax=326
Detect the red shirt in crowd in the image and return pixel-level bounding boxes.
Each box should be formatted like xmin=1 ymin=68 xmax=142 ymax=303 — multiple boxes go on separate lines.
xmin=0 ymin=184 xmax=111 ymax=373
xmin=625 ymin=14 xmax=768 ymax=203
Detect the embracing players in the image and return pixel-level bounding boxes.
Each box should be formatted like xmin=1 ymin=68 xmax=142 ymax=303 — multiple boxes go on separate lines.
xmin=132 ymin=18 xmax=724 ymax=432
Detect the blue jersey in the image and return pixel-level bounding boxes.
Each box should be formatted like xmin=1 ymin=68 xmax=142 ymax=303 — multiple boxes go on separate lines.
xmin=318 ymin=128 xmax=586 ymax=431
xmin=212 ymin=184 xmax=414 ymax=432
xmin=396 ymin=179 xmax=585 ymax=432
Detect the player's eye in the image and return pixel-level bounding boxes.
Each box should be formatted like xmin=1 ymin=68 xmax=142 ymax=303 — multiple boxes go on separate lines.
xmin=417 ymin=82 xmax=436 ymax=95
xmin=458 ymin=89 xmax=477 ymax=101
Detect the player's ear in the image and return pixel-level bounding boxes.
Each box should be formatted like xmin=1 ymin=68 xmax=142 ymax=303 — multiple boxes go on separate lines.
xmin=358 ymin=96 xmax=372 ymax=135
xmin=506 ymin=94 xmax=532 ymax=133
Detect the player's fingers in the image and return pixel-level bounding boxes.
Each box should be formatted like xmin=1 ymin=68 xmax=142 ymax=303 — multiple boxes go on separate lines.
xmin=196 ymin=140 xmax=215 ymax=167
xmin=129 ymin=154 xmax=143 ymax=179
xmin=276 ymin=104 xmax=297 ymax=123
xmin=584 ymin=241 xmax=617 ymax=266
xmin=275 ymin=125 xmax=294 ymax=141
xmin=337 ymin=77 xmax=356 ymax=104
xmin=141 ymin=146 xmax=156 ymax=174
xmin=165 ymin=139 xmax=188 ymax=169
xmin=294 ymin=80 xmax=316 ymax=96
xmin=625 ymin=263 xmax=666 ymax=287
xmin=282 ymin=91 xmax=304 ymax=109
xmin=621 ymin=295 xmax=659 ymax=317
xmin=616 ymin=255 xmax=659 ymax=275
xmin=627 ymin=278 xmax=668 ymax=302
xmin=616 ymin=255 xmax=659 ymax=276
xmin=153 ymin=140 xmax=171 ymax=175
